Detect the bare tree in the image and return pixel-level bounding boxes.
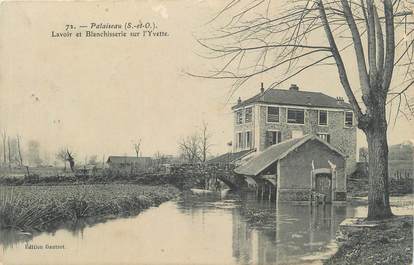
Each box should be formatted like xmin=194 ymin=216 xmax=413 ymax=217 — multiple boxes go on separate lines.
xmin=178 ymin=121 xmax=213 ymax=163
xmin=56 ymin=148 xmax=68 ymax=171
xmin=2 ymin=130 xmax=6 ymax=166
xmin=66 ymin=149 xmax=75 ymax=172
xmin=16 ymin=135 xmax=23 ymax=166
xmin=153 ymin=151 xmax=168 ymax=170
xmin=178 ymin=133 xmax=202 ymax=163
xmin=200 ymin=121 xmax=213 ymax=162
xmin=134 ymin=139 xmax=142 ymax=157
xmin=195 ymin=0 xmax=413 ymax=220
xmin=56 ymin=147 xmax=76 ymax=172
xmin=7 ymin=137 xmax=11 ymax=168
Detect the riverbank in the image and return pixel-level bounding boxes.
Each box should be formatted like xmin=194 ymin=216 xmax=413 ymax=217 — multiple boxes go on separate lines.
xmin=324 ymin=195 xmax=413 ymax=265
xmin=324 ymin=215 xmax=413 ymax=265
xmin=0 ymin=184 xmax=180 ymax=233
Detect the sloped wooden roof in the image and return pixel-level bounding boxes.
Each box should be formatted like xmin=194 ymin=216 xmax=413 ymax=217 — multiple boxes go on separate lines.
xmin=234 ymin=135 xmax=345 ymax=176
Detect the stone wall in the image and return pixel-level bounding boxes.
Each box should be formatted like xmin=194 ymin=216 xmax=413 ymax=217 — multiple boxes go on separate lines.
xmin=279 ymin=139 xmax=346 ymax=190
xmin=278 ymin=189 xmax=311 ymax=201
xmin=256 ymin=105 xmax=356 ymax=175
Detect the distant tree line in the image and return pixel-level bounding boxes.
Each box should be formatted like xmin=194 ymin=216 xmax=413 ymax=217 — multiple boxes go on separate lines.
xmin=0 ymin=130 xmax=45 ymax=168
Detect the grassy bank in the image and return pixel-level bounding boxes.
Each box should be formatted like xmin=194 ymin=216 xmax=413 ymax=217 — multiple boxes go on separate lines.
xmin=0 ymin=184 xmax=179 ymax=232
xmin=324 ymin=216 xmax=413 ymax=265
xmin=0 ymin=171 xmax=204 ymax=191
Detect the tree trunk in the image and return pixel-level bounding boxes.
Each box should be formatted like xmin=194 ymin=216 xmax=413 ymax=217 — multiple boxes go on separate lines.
xmin=7 ymin=138 xmax=11 ymax=169
xmin=365 ymin=97 xmax=393 ymax=220
xmin=2 ymin=134 xmax=6 ymax=165
xmin=17 ymin=136 xmax=23 ymax=166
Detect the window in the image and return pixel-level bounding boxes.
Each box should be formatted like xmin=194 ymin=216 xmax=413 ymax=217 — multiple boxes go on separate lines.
xmin=245 ymin=107 xmax=252 ymax=123
xmin=345 ymin=111 xmax=353 ymax=127
xmin=267 ymin=107 xmax=280 ymax=123
xmin=245 ymin=131 xmax=252 ymax=149
xmin=317 ymin=133 xmax=331 ymax=143
xmin=287 ymin=108 xmax=305 ymax=124
xmin=266 ymin=131 xmax=282 ymax=147
xmin=236 ymin=110 xmax=243 ymax=125
xmin=319 ymin=110 xmax=328 ymax=125
xmin=237 ymin=132 xmax=243 ymax=149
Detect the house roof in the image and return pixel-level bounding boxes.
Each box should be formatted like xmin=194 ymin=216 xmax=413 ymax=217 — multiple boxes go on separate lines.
xmin=234 ymin=135 xmax=345 ymax=176
xmin=232 ymin=88 xmax=352 ymax=110
xmin=107 ymin=156 xmax=152 ymax=164
xmin=207 ymin=149 xmax=255 ymax=164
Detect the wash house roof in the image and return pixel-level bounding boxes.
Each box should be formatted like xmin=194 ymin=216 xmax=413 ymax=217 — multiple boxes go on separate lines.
xmin=234 ymin=135 xmax=345 ymax=176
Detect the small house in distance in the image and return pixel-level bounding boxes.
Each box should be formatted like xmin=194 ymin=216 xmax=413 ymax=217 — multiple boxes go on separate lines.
xmin=235 ymin=135 xmax=347 ymax=202
xmin=106 ymin=156 xmax=152 ymax=172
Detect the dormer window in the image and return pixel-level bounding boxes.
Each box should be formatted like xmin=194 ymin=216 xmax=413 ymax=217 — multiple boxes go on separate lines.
xmin=319 ymin=110 xmax=328 ymax=126
xmin=245 ymin=107 xmax=252 ymax=123
xmin=345 ymin=111 xmax=353 ymax=127
xmin=267 ymin=107 xmax=280 ymax=123
xmin=236 ymin=110 xmax=243 ymax=125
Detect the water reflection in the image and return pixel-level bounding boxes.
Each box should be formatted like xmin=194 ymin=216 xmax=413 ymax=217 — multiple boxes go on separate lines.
xmin=2 ymin=191 xmax=358 ymax=265
xmin=176 ymin=191 xmax=354 ymax=265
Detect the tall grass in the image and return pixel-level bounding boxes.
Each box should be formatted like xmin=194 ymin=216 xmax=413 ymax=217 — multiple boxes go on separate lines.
xmin=0 ymin=184 xmax=179 ymax=232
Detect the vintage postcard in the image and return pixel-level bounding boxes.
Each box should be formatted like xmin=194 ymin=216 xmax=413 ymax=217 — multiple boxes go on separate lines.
xmin=0 ymin=0 xmax=413 ymax=264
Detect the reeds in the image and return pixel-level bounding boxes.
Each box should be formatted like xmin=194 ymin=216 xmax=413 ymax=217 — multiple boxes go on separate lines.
xmin=0 ymin=184 xmax=179 ymax=232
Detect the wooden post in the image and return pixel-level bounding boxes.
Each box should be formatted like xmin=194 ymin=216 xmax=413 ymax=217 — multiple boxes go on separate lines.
xmin=268 ymin=185 xmax=272 ymax=202
xmin=261 ymin=185 xmax=264 ymax=201
xmin=310 ymin=169 xmax=314 ymax=204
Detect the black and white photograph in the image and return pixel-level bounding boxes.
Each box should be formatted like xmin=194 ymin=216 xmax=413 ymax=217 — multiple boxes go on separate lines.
xmin=0 ymin=0 xmax=413 ymax=264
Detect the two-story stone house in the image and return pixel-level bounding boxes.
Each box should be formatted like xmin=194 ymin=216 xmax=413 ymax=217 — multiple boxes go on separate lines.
xmin=233 ymin=84 xmax=357 ymax=174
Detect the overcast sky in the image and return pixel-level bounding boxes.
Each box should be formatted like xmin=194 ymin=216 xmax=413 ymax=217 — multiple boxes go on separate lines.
xmin=0 ymin=0 xmax=412 ymax=161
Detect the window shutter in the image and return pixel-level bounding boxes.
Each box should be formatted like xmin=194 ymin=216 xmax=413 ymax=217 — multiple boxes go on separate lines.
xmin=277 ymin=131 xmax=282 ymax=144
xmin=266 ymin=131 xmax=271 ymax=147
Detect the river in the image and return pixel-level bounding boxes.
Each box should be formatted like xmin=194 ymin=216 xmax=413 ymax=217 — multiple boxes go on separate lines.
xmin=1 ymin=190 xmax=404 ymax=265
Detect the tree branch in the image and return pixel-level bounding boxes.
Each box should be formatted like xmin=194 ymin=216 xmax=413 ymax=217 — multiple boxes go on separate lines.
xmin=340 ymin=0 xmax=371 ymax=98
xmin=318 ymin=0 xmax=364 ymax=120
xmin=382 ymin=0 xmax=396 ymax=91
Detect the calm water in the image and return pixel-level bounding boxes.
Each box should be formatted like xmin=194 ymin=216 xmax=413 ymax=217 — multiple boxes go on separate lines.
xmin=2 ymin=191 xmax=370 ymax=265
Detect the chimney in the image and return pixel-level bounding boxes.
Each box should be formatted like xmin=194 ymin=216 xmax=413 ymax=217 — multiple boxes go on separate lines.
xmin=336 ymin=97 xmax=344 ymax=104
xmin=237 ymin=97 xmax=242 ymax=105
xmin=289 ymin=84 xmax=299 ymax=91
xmin=260 ymin=82 xmax=265 ymax=93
